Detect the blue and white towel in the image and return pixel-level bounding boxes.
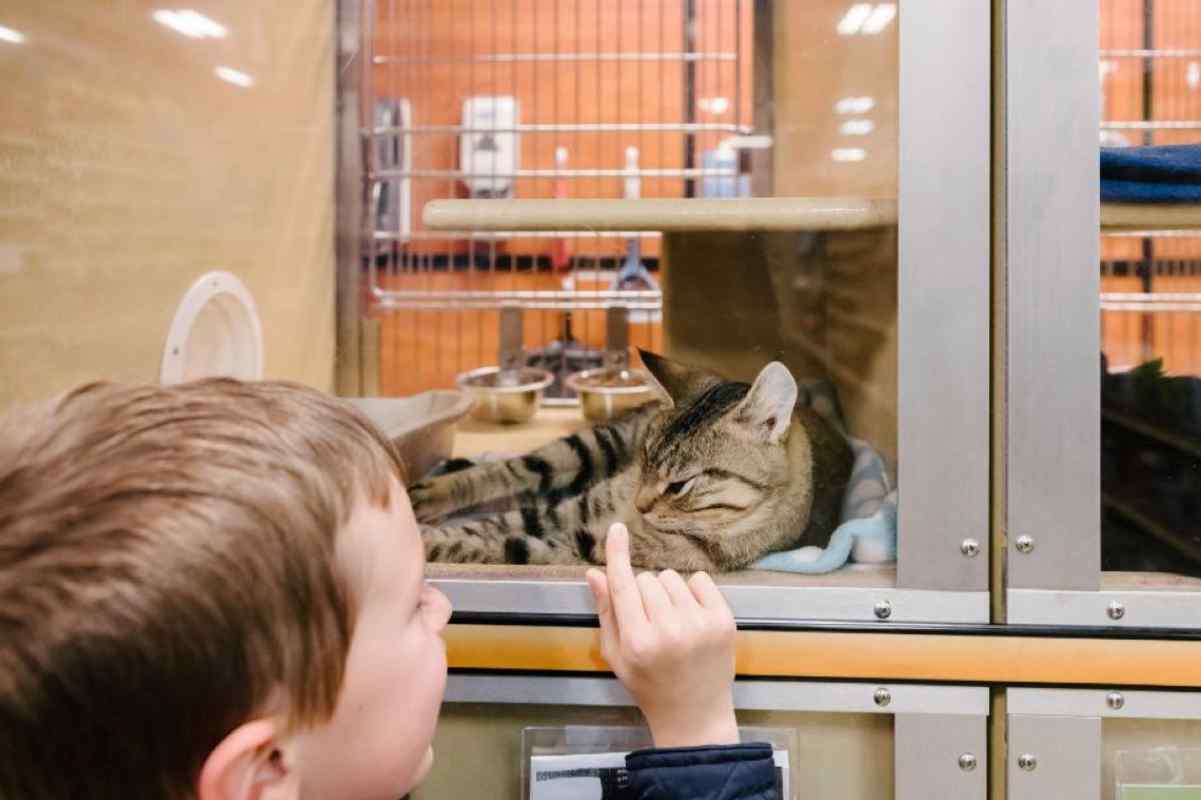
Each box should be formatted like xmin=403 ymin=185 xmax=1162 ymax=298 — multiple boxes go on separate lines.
xmin=1101 ymin=144 xmax=1201 ymax=204
xmin=751 ymin=437 xmax=897 ymax=574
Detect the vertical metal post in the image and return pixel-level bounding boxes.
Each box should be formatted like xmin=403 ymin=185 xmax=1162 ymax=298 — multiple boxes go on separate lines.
xmin=750 ymin=0 xmax=773 ymax=198
xmin=897 ymin=0 xmax=991 ymax=591
xmin=895 ymin=714 xmax=988 ymax=800
xmin=335 ymin=0 xmax=366 ymax=396
xmin=1004 ymin=0 xmax=1101 ymax=593
xmin=683 ymin=0 xmax=697 ymax=198
xmin=1008 ymin=714 xmax=1102 ymax=800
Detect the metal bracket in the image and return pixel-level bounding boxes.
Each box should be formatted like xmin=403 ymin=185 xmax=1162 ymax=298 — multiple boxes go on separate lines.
xmin=1008 ymin=713 xmax=1101 ymax=800
xmin=604 ymin=305 xmax=630 ymax=370
xmin=499 ymin=305 xmax=524 ymax=373
xmin=896 ymin=714 xmax=987 ymax=800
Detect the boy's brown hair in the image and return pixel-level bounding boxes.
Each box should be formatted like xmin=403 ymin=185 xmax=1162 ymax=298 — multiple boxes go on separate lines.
xmin=0 ymin=379 xmax=405 ymax=799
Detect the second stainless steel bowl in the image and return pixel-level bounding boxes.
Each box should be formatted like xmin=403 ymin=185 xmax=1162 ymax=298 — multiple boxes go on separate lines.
xmin=565 ymin=367 xmax=659 ymax=422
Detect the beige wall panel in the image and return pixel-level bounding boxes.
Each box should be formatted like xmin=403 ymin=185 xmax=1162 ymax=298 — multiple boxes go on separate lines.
xmin=0 ymin=0 xmax=335 ymax=408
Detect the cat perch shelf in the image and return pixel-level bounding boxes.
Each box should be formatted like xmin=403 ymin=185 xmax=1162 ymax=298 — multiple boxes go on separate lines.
xmin=423 ymin=197 xmax=898 ymax=232
xmin=1102 ymin=203 xmax=1201 ymax=233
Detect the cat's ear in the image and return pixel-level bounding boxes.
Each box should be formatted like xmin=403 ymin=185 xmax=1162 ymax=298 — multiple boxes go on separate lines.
xmin=638 ymin=349 xmax=721 ymax=406
xmin=734 ymin=362 xmax=797 ymax=443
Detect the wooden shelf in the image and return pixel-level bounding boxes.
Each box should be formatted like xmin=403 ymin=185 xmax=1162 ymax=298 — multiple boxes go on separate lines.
xmin=424 ymin=197 xmax=898 ymax=233
xmin=1102 ymin=202 xmax=1201 ymax=232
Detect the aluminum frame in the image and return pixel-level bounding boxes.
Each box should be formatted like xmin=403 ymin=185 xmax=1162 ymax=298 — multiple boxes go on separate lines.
xmin=1003 ymin=0 xmax=1101 ymax=594
xmin=1010 ymin=688 xmax=1201 ymax=720
xmin=1008 ymin=713 xmax=1102 ymax=800
xmin=431 ymin=576 xmax=990 ymax=624
xmin=424 ymin=0 xmax=991 ymax=623
xmin=1006 ymin=587 xmax=1201 ymax=628
xmin=335 ymin=0 xmax=364 ymax=395
xmin=897 ymin=0 xmax=991 ymax=594
xmin=1003 ymin=0 xmax=1201 ymax=627
xmin=444 ymin=674 xmax=990 ymax=716
xmin=896 ymin=714 xmax=987 ymax=800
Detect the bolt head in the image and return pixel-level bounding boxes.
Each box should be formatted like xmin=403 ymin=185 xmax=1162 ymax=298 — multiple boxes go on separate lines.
xmin=1108 ymin=601 xmax=1126 ymax=621
xmin=874 ymin=600 xmax=892 ymax=620
xmin=873 ymin=687 xmax=891 ymax=707
xmin=1018 ymin=753 xmax=1038 ymax=771
xmin=1015 ymin=535 xmax=1035 ymax=554
xmin=1107 ymin=691 xmax=1125 ymax=710
xmin=959 ymin=753 xmax=978 ymax=772
xmin=961 ymin=539 xmax=980 ymax=557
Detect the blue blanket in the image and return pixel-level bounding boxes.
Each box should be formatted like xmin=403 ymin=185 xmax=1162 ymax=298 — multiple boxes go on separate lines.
xmin=751 ymin=436 xmax=897 ymax=574
xmin=1101 ymin=144 xmax=1201 ymax=203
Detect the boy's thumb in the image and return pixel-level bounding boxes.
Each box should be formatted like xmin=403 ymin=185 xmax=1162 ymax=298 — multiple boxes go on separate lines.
xmin=585 ymin=569 xmax=619 ymax=665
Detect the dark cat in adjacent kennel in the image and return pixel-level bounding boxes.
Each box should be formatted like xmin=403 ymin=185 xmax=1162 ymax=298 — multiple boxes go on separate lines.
xmin=410 ymin=350 xmax=853 ymax=572
xmin=1101 ymin=354 xmax=1201 ymax=578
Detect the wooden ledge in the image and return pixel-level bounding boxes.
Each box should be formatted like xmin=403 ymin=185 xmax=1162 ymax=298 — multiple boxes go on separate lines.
xmin=424 ymin=197 xmax=898 ymax=233
xmin=447 ymin=625 xmax=1201 ymax=688
xmin=1103 ymin=203 xmax=1201 ymax=232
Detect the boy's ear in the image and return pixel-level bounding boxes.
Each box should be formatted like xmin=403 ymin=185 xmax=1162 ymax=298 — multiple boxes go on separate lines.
xmin=197 ymin=719 xmax=299 ymax=800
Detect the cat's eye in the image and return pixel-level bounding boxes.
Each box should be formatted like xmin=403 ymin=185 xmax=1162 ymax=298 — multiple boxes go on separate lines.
xmin=664 ymin=477 xmax=696 ymax=496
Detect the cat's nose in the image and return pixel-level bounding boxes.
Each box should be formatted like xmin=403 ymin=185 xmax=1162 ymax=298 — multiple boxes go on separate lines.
xmin=634 ymin=486 xmax=657 ymax=514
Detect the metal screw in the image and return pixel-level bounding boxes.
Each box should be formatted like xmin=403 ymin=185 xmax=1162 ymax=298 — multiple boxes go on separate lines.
xmin=961 ymin=539 xmax=980 ymax=557
xmin=1108 ymin=601 xmax=1126 ymax=621
xmin=1107 ymin=692 xmax=1125 ymax=710
xmin=959 ymin=753 xmax=977 ymax=772
xmin=1015 ymin=535 xmax=1035 ymax=554
xmin=1018 ymin=753 xmax=1038 ymax=772
xmin=874 ymin=600 xmax=892 ymax=620
xmin=873 ymin=687 xmax=891 ymax=707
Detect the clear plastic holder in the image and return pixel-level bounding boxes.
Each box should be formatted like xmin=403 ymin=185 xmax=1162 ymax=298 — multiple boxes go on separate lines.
xmin=521 ymin=725 xmax=797 ymax=800
xmin=1118 ymin=748 xmax=1201 ymax=799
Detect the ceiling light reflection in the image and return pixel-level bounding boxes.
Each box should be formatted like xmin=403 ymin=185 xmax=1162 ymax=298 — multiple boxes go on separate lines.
xmin=0 ymin=24 xmax=26 ymax=44
xmin=832 ymin=148 xmax=866 ymax=162
xmin=840 ymin=119 xmax=874 ymax=136
xmin=837 ymin=4 xmax=873 ymax=36
xmin=153 ymin=9 xmax=227 ymax=39
xmin=215 ymin=66 xmax=254 ymax=88
xmin=835 ymin=96 xmax=875 ymax=115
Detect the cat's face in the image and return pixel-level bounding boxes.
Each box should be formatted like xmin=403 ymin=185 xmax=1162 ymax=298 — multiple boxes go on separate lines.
xmin=634 ymin=352 xmax=797 ymax=541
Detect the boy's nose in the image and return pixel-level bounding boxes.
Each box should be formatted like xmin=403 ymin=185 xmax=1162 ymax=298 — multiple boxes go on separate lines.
xmin=429 ymin=585 xmax=452 ymax=630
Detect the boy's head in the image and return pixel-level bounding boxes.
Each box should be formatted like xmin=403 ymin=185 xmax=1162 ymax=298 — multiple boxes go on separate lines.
xmin=0 ymin=379 xmax=451 ymax=799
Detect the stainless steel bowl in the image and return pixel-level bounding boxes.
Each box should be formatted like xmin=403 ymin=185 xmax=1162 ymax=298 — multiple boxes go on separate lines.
xmin=565 ymin=367 xmax=659 ymax=422
xmin=455 ymin=366 xmax=554 ymax=424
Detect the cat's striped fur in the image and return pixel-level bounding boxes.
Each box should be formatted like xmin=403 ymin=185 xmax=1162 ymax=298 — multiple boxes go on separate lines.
xmin=410 ymin=351 xmax=853 ymax=572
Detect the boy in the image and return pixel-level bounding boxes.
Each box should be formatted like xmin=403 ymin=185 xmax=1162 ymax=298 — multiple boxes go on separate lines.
xmin=0 ymin=379 xmax=777 ymax=799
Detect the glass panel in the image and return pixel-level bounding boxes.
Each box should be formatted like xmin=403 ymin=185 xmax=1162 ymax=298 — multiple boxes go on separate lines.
xmin=1100 ymin=0 xmax=1201 ymax=585
xmin=414 ymin=702 xmax=894 ymax=800
xmin=0 ymin=1 xmax=335 ymax=397
xmin=1105 ymin=719 xmax=1201 ymax=800
xmin=370 ymin=1 xmax=901 ymax=590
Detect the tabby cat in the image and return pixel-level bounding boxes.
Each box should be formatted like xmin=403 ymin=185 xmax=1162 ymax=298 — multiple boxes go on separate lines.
xmin=410 ymin=351 xmax=853 ymax=572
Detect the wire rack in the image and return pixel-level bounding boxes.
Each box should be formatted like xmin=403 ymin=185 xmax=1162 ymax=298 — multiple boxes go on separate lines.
xmin=1100 ymin=0 xmax=1201 ymax=376
xmin=361 ymin=0 xmax=752 ymax=398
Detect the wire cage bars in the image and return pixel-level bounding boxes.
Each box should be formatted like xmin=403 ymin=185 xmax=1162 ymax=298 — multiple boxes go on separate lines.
xmin=361 ymin=0 xmax=753 ymax=399
xmin=1100 ymin=0 xmax=1201 ymax=376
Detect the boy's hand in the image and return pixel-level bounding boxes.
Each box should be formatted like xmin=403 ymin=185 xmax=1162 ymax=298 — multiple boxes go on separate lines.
xmin=585 ymin=523 xmax=739 ymax=749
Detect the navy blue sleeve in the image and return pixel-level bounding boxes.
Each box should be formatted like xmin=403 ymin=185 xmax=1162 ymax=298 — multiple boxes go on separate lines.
xmin=622 ymin=742 xmax=779 ymax=800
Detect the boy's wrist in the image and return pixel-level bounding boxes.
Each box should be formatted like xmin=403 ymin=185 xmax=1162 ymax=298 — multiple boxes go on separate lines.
xmin=647 ymin=705 xmax=739 ymax=749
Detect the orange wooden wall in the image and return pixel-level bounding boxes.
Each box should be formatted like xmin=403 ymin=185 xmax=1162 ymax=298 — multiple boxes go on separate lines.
xmin=371 ymin=0 xmax=753 ymax=262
